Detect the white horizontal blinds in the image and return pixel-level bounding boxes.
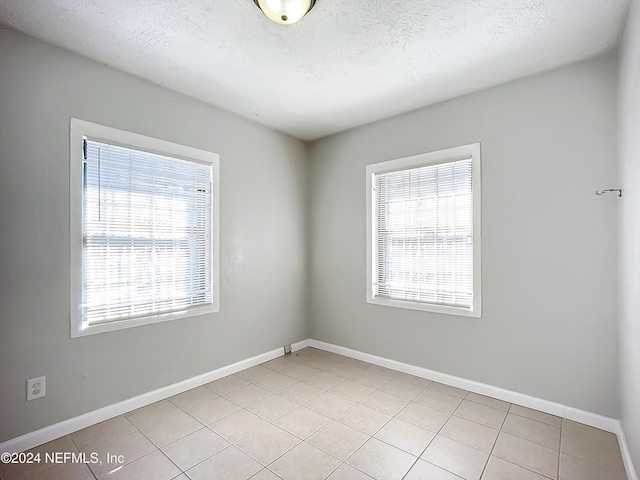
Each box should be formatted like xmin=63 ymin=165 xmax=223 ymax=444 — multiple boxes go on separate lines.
xmin=82 ymin=138 xmax=213 ymax=325
xmin=374 ymin=158 xmax=473 ymax=308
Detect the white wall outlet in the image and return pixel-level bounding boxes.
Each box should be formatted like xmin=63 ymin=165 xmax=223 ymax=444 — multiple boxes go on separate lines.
xmin=27 ymin=376 xmax=46 ymax=401
xmin=284 ymin=345 xmax=292 ymax=354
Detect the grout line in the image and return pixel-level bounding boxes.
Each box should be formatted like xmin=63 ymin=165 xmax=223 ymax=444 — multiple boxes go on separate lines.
xmin=557 ymin=422 xmax=563 ymax=480
xmin=477 ymin=403 xmax=511 ymax=479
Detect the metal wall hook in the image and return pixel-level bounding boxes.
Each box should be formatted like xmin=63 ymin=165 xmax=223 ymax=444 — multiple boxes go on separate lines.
xmin=596 ymin=189 xmax=622 ymax=197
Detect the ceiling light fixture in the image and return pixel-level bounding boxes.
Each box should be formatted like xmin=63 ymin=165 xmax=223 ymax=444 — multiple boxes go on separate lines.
xmin=253 ymin=0 xmax=316 ymax=25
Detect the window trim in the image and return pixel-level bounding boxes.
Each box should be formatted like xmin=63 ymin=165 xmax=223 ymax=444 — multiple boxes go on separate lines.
xmin=366 ymin=143 xmax=482 ymax=318
xmin=70 ymin=118 xmax=220 ymax=337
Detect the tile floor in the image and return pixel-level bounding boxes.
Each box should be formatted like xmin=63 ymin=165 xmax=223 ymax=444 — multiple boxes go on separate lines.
xmin=0 ymin=348 xmax=628 ymax=480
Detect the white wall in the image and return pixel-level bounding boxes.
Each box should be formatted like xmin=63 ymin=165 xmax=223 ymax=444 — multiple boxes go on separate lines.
xmin=0 ymin=29 xmax=308 ymax=442
xmin=619 ymin=0 xmax=640 ymax=473
xmin=308 ymin=54 xmax=619 ymax=417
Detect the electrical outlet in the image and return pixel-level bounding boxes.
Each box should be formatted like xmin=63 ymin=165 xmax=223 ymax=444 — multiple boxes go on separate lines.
xmin=27 ymin=376 xmax=46 ymax=401
xmin=284 ymin=345 xmax=292 ymax=354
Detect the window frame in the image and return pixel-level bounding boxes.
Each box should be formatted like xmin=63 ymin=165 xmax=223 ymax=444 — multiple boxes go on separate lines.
xmin=70 ymin=118 xmax=220 ymax=338
xmin=366 ymin=143 xmax=482 ymax=318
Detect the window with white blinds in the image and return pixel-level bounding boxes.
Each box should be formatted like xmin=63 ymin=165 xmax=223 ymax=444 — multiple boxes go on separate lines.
xmin=70 ymin=119 xmax=220 ymax=337
xmin=366 ymin=144 xmax=481 ymax=317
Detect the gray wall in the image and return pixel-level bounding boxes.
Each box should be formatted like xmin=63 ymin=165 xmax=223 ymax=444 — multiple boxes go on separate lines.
xmin=619 ymin=0 xmax=640 ymax=473
xmin=0 ymin=24 xmax=625 ymax=445
xmin=0 ymin=29 xmax=308 ymax=442
xmin=308 ymin=54 xmax=619 ymax=417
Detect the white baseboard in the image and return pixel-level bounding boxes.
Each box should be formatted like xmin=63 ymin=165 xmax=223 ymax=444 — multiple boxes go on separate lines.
xmin=291 ymin=338 xmax=312 ymax=351
xmin=617 ymin=425 xmax=639 ymax=480
xmin=307 ymin=339 xmax=637 ymax=480
xmin=0 ymin=346 xmax=284 ymax=455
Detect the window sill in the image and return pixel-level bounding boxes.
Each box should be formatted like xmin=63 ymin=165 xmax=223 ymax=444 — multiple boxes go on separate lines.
xmin=70 ymin=305 xmax=218 ymax=338
xmin=367 ymin=296 xmax=481 ymax=318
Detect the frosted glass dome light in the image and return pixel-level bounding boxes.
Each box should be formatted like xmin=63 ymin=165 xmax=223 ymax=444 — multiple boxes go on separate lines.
xmin=254 ymin=0 xmax=316 ymax=25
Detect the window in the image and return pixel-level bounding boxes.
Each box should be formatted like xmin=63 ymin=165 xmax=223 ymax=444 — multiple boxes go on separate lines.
xmin=366 ymin=143 xmax=481 ymax=317
xmin=70 ymin=119 xmax=220 ymax=337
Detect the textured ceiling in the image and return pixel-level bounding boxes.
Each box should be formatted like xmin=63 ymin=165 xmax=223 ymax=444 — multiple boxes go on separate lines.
xmin=0 ymin=0 xmax=631 ymax=140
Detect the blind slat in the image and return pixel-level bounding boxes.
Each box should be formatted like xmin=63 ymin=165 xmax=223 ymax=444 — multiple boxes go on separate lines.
xmin=82 ymin=139 xmax=214 ymax=325
xmin=373 ymin=158 xmax=474 ymax=309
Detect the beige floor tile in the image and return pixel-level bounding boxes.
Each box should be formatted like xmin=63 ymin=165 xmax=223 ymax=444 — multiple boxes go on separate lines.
xmin=396 ymin=402 xmax=451 ymax=432
xmin=454 ymin=400 xmax=507 ymax=429
xmin=307 ymin=421 xmax=369 ymax=460
xmin=161 ymin=427 xmax=229 ymax=471
xmin=440 ymin=416 xmax=499 ymax=453
xmin=70 ymin=415 xmax=136 ymax=451
xmin=169 ymin=386 xmax=218 ymax=411
xmin=306 ymin=371 xmax=345 ymax=390
xmin=254 ymin=373 xmax=297 ymax=393
xmin=104 ymin=450 xmax=180 ymax=480
xmin=415 ymin=388 xmax=464 ymax=414
xmin=360 ymin=389 xmax=409 ymax=416
xmin=343 ymin=366 xmax=370 ymax=379
xmin=322 ymin=361 xmax=365 ymax=379
xmin=269 ymin=442 xmax=341 ymax=480
xmin=347 ymin=438 xmax=416 ymax=480
xmin=301 ymin=357 xmax=335 ymax=372
xmin=250 ymin=468 xmax=283 ymax=479
xmin=560 ymin=429 xmax=625 ymax=472
xmin=308 ymin=357 xmax=344 ymax=373
xmin=502 ymin=413 xmax=560 ymax=450
xmin=349 ymin=369 xmax=394 ymax=388
xmin=204 ymin=375 xmax=249 ymax=395
xmin=374 ymin=418 xmax=436 ymax=456
xmin=278 ymin=382 xmax=324 ymax=404
xmin=125 ymin=400 xmax=182 ymax=429
xmin=186 ymin=445 xmax=262 ymax=480
xmin=246 ymin=394 xmax=299 ymax=421
xmin=492 ymin=432 xmax=558 ymax=479
xmin=558 ymin=452 xmax=628 ymax=480
xmin=274 ymin=406 xmax=331 ymax=438
xmin=379 ymin=378 xmax=425 ymax=400
xmin=428 ymin=382 xmax=469 ymax=398
xmin=0 ymin=436 xmax=78 ymax=480
xmin=31 ymin=462 xmax=95 ymax=480
xmin=210 ymin=409 xmax=268 ymax=443
xmin=184 ymin=396 xmax=241 ymax=424
xmin=421 ymin=435 xmax=489 ymax=480
xmin=366 ymin=364 xmax=400 ymax=377
xmin=304 ymin=392 xmax=356 ymax=418
xmin=236 ymin=424 xmax=301 ymax=465
xmin=393 ymin=372 xmax=432 ymax=387
xmin=280 ymin=363 xmax=321 ymax=380
xmin=561 ymin=419 xmax=618 ymax=445
xmin=509 ymin=405 xmax=561 ymax=427
xmin=261 ymin=356 xmax=297 ymax=372
xmin=482 ymin=456 xmax=549 ymax=480
xmin=341 ymin=357 xmax=370 ymax=369
xmin=291 ymin=348 xmax=322 ymax=361
xmin=326 ymin=463 xmax=374 ymax=479
xmin=235 ymin=365 xmax=274 ymax=382
xmin=465 ymin=393 xmax=510 ymax=412
xmin=140 ymin=410 xmax=202 ymax=447
xmin=85 ymin=431 xmax=156 ymax=478
xmin=330 ymin=380 xmax=375 ymax=402
xmin=405 ymin=459 xmax=466 ymax=480
xmin=337 ymin=403 xmax=392 ymax=435
xmin=224 ymin=384 xmax=271 ymax=407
